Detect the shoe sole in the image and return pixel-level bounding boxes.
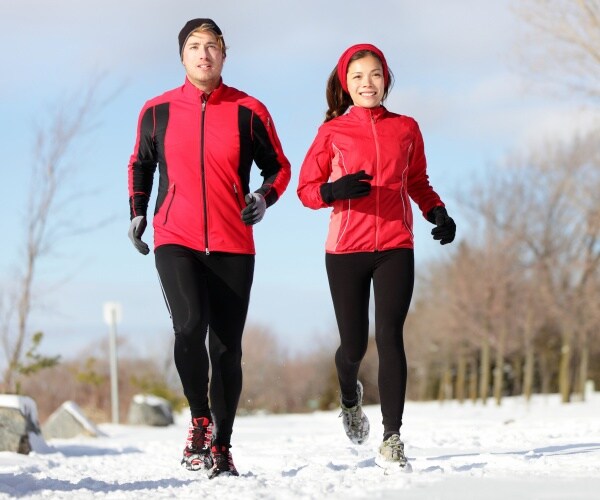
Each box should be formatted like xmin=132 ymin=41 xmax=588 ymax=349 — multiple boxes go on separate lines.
xmin=375 ymin=454 xmax=413 ymax=473
xmin=181 ymin=454 xmax=212 ymax=471
xmin=208 ymin=470 xmax=239 ymax=479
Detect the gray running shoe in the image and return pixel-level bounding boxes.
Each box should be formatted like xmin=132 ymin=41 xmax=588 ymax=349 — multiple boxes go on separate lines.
xmin=339 ymin=381 xmax=370 ymax=445
xmin=375 ymin=434 xmax=412 ymax=472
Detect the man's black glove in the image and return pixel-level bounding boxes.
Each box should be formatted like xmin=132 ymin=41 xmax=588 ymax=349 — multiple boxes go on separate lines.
xmin=427 ymin=206 xmax=456 ymax=245
xmin=241 ymin=192 xmax=266 ymax=225
xmin=320 ymin=170 xmax=373 ymax=204
xmin=128 ymin=215 xmax=150 ymax=255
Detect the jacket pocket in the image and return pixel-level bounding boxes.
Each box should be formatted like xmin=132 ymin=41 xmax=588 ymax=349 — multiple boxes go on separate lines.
xmin=162 ymin=184 xmax=176 ymax=225
xmin=233 ymin=182 xmax=245 ymax=211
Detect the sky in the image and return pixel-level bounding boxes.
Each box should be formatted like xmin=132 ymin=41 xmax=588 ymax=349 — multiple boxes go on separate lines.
xmin=1 ymin=392 xmax=599 ymax=498
xmin=0 ymin=0 xmax=597 ymax=364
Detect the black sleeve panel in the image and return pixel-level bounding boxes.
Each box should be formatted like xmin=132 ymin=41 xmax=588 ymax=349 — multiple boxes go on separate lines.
xmin=151 ymin=103 xmax=171 ymax=216
xmin=238 ymin=106 xmax=281 ymax=207
xmin=237 ymin=106 xmax=254 ymax=198
xmin=249 ymin=109 xmax=285 ymax=207
xmin=129 ymin=106 xmax=158 ymax=219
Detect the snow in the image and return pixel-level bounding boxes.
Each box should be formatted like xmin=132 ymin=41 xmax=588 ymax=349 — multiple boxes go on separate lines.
xmin=1 ymin=393 xmax=599 ymax=499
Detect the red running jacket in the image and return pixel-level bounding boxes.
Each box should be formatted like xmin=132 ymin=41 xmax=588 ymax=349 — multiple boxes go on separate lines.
xmin=297 ymin=105 xmax=443 ymax=254
xmin=128 ymin=78 xmax=291 ymax=254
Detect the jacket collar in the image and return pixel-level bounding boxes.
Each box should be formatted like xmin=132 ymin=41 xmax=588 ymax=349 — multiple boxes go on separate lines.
xmin=348 ymin=104 xmax=387 ymax=122
xmin=182 ymin=76 xmax=225 ymax=102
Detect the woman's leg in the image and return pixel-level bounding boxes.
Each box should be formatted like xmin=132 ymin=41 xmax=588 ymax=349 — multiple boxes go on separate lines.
xmin=373 ymin=249 xmax=414 ymax=437
xmin=326 ymin=252 xmax=372 ymax=405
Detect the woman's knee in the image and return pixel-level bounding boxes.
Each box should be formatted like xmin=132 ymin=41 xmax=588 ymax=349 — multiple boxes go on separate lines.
xmin=337 ymin=343 xmax=368 ymax=365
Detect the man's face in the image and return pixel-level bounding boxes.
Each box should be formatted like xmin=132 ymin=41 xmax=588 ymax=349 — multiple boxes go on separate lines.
xmin=182 ymin=30 xmax=225 ymax=92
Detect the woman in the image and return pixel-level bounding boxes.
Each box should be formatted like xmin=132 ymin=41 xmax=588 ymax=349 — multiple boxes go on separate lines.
xmin=297 ymin=43 xmax=455 ymax=471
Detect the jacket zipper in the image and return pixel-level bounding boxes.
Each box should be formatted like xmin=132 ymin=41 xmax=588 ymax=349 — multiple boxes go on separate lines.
xmin=200 ymin=96 xmax=210 ymax=255
xmin=370 ymin=111 xmax=381 ymax=251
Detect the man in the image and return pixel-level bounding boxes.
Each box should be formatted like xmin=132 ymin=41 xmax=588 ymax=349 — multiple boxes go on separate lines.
xmin=127 ymin=18 xmax=290 ymax=478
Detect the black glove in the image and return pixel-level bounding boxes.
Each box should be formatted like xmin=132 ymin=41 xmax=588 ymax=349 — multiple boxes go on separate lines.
xmin=241 ymin=192 xmax=266 ymax=225
xmin=128 ymin=215 xmax=150 ymax=255
xmin=428 ymin=206 xmax=456 ymax=245
xmin=320 ymin=170 xmax=373 ymax=204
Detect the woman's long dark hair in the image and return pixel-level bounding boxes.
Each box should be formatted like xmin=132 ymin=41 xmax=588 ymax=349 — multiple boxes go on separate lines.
xmin=324 ymin=50 xmax=394 ymax=123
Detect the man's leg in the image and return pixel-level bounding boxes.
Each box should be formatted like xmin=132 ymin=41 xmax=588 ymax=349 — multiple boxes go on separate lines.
xmin=155 ymin=245 xmax=211 ymax=418
xmin=205 ymin=253 xmax=255 ymax=446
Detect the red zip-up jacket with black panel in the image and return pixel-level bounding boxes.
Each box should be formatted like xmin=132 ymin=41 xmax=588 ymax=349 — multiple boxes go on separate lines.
xmin=297 ymin=105 xmax=442 ymax=254
xmin=128 ymin=77 xmax=291 ymax=254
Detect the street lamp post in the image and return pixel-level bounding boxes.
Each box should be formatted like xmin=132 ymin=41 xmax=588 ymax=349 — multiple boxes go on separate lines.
xmin=103 ymin=302 xmax=122 ymax=424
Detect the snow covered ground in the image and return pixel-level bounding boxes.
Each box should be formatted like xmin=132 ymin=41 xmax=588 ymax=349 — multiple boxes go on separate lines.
xmin=1 ymin=393 xmax=599 ymax=499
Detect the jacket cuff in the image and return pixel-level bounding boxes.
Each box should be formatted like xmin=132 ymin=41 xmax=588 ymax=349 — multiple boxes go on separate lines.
xmin=427 ymin=205 xmax=447 ymax=224
xmin=320 ymin=183 xmax=335 ymax=204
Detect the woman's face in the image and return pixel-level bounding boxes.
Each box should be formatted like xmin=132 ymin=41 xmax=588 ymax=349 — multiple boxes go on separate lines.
xmin=182 ymin=30 xmax=225 ymax=92
xmin=346 ymin=55 xmax=384 ymax=108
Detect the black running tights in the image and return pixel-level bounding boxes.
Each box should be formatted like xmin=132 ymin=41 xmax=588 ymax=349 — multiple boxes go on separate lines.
xmin=155 ymin=244 xmax=254 ymax=446
xmin=326 ymin=248 xmax=414 ymax=435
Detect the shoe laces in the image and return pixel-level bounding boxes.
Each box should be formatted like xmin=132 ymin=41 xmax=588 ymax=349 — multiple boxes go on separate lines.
xmin=186 ymin=417 xmax=212 ymax=451
xmin=211 ymin=445 xmax=234 ymax=470
xmin=339 ymin=403 xmax=363 ymax=428
xmin=384 ymin=434 xmax=405 ymax=461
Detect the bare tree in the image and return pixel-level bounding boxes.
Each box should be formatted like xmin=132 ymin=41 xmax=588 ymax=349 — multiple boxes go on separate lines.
xmin=513 ymin=0 xmax=600 ymax=103
xmin=491 ymin=129 xmax=600 ymax=402
xmin=1 ymin=79 xmax=113 ymax=392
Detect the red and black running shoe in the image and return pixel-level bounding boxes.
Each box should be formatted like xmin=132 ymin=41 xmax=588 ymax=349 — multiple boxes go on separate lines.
xmin=208 ymin=444 xmax=239 ymax=479
xmin=181 ymin=417 xmax=213 ymax=471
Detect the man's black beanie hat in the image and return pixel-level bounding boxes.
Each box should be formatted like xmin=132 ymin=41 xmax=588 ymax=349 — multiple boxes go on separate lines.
xmin=178 ymin=18 xmax=222 ymax=57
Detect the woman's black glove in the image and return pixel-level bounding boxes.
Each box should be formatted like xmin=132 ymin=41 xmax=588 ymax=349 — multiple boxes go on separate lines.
xmin=427 ymin=206 xmax=456 ymax=245
xmin=320 ymin=170 xmax=373 ymax=204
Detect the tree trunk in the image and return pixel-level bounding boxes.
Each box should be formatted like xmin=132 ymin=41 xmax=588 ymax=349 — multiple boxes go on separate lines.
xmin=512 ymin=355 xmax=522 ymax=396
xmin=469 ymin=358 xmax=478 ymax=403
xmin=539 ymin=348 xmax=552 ymax=394
xmin=455 ymin=351 xmax=466 ymax=403
xmin=559 ymin=339 xmax=571 ymax=403
xmin=493 ymin=324 xmax=507 ymax=406
xmin=523 ymin=345 xmax=535 ymax=402
xmin=438 ymin=365 xmax=452 ymax=402
xmin=577 ymin=336 xmax=589 ymax=402
xmin=479 ymin=336 xmax=490 ymax=404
